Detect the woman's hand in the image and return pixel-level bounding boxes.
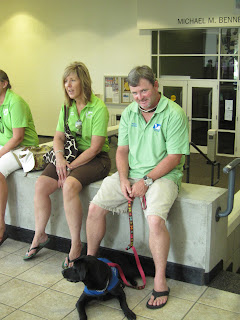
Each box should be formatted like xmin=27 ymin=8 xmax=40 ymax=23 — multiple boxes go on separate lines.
xmin=56 ymin=154 xmax=69 ymax=188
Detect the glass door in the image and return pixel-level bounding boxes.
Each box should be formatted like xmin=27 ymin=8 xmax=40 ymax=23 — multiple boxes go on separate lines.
xmin=158 ymin=79 xmax=187 ymax=115
xmin=187 ymin=81 xmax=218 ymax=154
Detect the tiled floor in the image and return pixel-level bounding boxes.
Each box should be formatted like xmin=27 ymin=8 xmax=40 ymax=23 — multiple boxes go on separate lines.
xmin=0 ymin=239 xmax=239 ymax=320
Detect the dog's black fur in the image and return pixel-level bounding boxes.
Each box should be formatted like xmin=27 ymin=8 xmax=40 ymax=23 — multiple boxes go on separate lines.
xmin=62 ymin=253 xmax=145 ymax=320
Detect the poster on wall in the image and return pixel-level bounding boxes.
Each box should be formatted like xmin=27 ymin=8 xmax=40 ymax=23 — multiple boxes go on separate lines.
xmin=105 ymin=77 xmax=119 ymax=103
xmin=224 ymin=100 xmax=233 ymax=121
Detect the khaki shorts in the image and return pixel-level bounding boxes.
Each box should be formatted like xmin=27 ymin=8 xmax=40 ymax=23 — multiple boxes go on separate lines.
xmin=42 ymin=152 xmax=111 ymax=187
xmin=91 ymin=172 xmax=178 ymax=221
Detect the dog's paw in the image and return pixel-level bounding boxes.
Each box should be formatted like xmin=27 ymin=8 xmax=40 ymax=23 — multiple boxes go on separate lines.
xmin=125 ymin=310 xmax=136 ymax=320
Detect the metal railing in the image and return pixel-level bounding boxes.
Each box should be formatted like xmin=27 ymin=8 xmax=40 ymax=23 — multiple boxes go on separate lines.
xmin=185 ymin=142 xmax=221 ymax=186
xmin=215 ymin=158 xmax=240 ymax=221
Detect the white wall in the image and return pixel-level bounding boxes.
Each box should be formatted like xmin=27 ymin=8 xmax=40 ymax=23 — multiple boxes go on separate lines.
xmin=138 ymin=0 xmax=240 ymax=29
xmin=0 ymin=0 xmax=151 ymax=136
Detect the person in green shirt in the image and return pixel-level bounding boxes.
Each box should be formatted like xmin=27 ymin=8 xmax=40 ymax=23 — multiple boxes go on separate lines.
xmin=24 ymin=62 xmax=111 ymax=268
xmin=0 ymin=70 xmax=39 ymax=245
xmin=86 ymin=66 xmax=189 ymax=310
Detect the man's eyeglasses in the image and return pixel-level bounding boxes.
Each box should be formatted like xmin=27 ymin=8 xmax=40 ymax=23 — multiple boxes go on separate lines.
xmin=75 ymin=119 xmax=82 ymax=136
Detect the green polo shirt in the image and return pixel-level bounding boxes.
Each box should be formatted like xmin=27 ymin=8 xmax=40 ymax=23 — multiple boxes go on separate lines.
xmin=0 ymin=89 xmax=39 ymax=146
xmin=56 ymin=93 xmax=109 ymax=152
xmin=118 ymin=94 xmax=189 ymax=188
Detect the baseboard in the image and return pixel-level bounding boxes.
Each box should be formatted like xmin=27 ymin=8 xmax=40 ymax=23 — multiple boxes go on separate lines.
xmin=5 ymin=224 xmax=221 ymax=286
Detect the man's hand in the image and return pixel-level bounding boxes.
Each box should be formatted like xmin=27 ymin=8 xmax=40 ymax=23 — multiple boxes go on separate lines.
xmin=120 ymin=178 xmax=133 ymax=201
xmin=131 ymin=179 xmax=148 ymax=198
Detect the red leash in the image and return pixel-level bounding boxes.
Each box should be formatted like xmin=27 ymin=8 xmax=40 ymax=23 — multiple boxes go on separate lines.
xmin=108 ymin=199 xmax=146 ymax=290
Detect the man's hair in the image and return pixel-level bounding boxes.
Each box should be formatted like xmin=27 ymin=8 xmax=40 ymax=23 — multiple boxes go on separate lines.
xmin=0 ymin=70 xmax=11 ymax=89
xmin=127 ymin=65 xmax=156 ymax=87
xmin=62 ymin=61 xmax=92 ymax=106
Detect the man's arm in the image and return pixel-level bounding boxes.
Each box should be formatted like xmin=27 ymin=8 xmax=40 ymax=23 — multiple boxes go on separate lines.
xmin=116 ymin=145 xmax=133 ymax=201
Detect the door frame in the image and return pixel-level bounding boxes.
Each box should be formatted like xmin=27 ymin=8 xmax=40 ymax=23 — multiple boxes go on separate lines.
xmin=159 ymin=78 xmax=219 ymax=154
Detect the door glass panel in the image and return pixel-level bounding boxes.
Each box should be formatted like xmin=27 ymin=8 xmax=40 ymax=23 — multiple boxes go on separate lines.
xmin=219 ymin=82 xmax=236 ymax=130
xmin=218 ymin=132 xmax=235 ymax=154
xmin=192 ymin=87 xmax=212 ymax=119
xmin=221 ymin=28 xmax=238 ymax=54
xmin=162 ymin=86 xmax=183 ymax=106
xmin=159 ymin=29 xmax=219 ymax=54
xmin=191 ymin=120 xmax=211 ymax=146
xmin=152 ymin=31 xmax=158 ymax=54
xmin=220 ymin=56 xmax=238 ymax=80
xmin=152 ymin=56 xmax=157 ymax=78
xmin=159 ymin=56 xmax=218 ymax=79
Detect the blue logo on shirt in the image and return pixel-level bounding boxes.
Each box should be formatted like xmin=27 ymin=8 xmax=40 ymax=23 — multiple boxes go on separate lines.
xmin=153 ymin=123 xmax=161 ymax=132
xmin=131 ymin=123 xmax=137 ymax=127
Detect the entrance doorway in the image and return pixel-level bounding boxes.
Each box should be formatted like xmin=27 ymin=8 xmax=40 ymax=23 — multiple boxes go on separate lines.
xmin=159 ymin=79 xmax=225 ymax=155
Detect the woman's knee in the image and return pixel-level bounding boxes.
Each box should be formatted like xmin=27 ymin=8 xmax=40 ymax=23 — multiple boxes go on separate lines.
xmin=35 ymin=176 xmax=57 ymax=196
xmin=62 ymin=177 xmax=82 ymax=200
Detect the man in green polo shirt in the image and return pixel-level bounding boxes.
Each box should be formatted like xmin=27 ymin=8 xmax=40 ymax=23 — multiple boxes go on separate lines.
xmin=0 ymin=69 xmax=38 ymax=246
xmin=86 ymin=66 xmax=189 ymax=310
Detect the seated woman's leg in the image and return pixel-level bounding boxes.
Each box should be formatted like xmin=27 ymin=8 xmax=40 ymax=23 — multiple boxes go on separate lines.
xmin=24 ymin=175 xmax=58 ymax=258
xmin=62 ymin=176 xmax=83 ymax=267
xmin=0 ymin=149 xmax=22 ymax=241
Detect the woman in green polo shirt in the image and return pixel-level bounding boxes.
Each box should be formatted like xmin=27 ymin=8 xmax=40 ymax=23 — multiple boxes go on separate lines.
xmin=0 ymin=69 xmax=39 ymax=245
xmin=24 ymin=62 xmax=111 ymax=268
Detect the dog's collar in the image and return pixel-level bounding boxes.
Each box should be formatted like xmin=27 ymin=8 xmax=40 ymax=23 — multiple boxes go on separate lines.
xmin=95 ymin=278 xmax=110 ymax=292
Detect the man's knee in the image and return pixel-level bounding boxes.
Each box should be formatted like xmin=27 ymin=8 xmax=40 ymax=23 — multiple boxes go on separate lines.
xmin=88 ymin=202 xmax=108 ymax=220
xmin=148 ymin=215 xmax=167 ymax=232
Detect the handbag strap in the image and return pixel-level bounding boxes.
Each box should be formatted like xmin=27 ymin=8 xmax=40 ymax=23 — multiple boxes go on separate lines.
xmin=64 ymin=105 xmax=69 ymax=129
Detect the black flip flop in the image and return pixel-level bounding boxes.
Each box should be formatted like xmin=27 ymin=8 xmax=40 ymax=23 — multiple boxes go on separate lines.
xmin=146 ymin=287 xmax=170 ymax=309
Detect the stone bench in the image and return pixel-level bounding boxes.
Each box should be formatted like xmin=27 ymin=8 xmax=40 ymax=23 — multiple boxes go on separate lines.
xmin=6 ymin=169 xmax=229 ymax=285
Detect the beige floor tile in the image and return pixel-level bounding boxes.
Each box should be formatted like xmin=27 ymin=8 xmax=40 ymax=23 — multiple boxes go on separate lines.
xmin=63 ymin=302 xmax=126 ymax=320
xmin=184 ymin=303 xmax=240 ymax=320
xmin=51 ymin=278 xmax=85 ymax=297
xmin=167 ymin=279 xmax=207 ymax=301
xmin=0 ymin=303 xmax=15 ymax=319
xmin=0 ymin=273 xmax=12 ymax=286
xmin=0 ymin=278 xmax=46 ymax=308
xmin=0 ymin=239 xmax=26 ymax=253
xmin=98 ymin=285 xmax=151 ymax=310
xmin=199 ymin=287 xmax=240 ymax=313
xmin=17 ymin=261 xmax=63 ymax=288
xmin=42 ymin=251 xmax=68 ymax=266
xmin=3 ymin=309 xmax=44 ymax=319
xmin=0 ymin=254 xmax=39 ymax=277
xmin=20 ymin=289 xmax=78 ymax=320
xmin=0 ymin=250 xmax=10 ymax=259
xmin=133 ymin=294 xmax=194 ymax=320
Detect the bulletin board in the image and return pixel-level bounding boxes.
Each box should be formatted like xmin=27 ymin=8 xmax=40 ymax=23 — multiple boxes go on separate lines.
xmin=104 ymin=76 xmax=133 ymax=105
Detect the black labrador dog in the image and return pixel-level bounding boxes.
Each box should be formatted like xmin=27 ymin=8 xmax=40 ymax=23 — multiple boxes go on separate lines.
xmin=62 ymin=254 xmax=144 ymax=320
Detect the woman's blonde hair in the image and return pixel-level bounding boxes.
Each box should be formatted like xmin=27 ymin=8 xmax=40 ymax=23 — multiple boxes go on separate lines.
xmin=0 ymin=70 xmax=11 ymax=89
xmin=63 ymin=62 xmax=92 ymax=106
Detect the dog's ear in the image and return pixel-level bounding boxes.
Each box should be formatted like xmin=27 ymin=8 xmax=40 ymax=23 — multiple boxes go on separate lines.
xmin=74 ymin=260 xmax=88 ymax=281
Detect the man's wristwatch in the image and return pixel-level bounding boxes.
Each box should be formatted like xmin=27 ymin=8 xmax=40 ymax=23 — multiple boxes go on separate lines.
xmin=143 ymin=175 xmax=153 ymax=187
